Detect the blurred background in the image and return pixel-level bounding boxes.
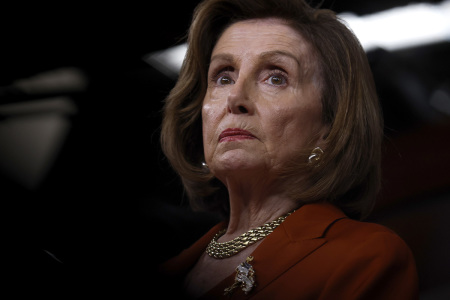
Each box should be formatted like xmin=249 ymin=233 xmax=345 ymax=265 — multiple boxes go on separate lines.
xmin=2 ymin=0 xmax=449 ymax=298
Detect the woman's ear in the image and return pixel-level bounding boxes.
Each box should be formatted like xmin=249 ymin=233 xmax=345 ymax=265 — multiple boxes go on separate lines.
xmin=317 ymin=123 xmax=330 ymax=145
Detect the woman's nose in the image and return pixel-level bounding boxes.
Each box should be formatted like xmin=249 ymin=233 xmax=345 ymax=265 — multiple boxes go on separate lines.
xmin=226 ymin=78 xmax=254 ymax=114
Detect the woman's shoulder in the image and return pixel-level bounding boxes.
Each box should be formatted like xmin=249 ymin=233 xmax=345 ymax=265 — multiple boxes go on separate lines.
xmin=312 ymin=216 xmax=419 ymax=300
xmin=327 ymin=216 xmax=414 ymax=258
xmin=333 ymin=216 xmax=401 ymax=238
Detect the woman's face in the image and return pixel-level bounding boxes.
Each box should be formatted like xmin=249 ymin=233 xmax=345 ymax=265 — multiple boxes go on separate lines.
xmin=202 ymin=18 xmax=327 ymax=181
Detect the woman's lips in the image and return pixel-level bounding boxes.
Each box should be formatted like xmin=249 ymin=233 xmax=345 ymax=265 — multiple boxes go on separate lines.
xmin=219 ymin=128 xmax=256 ymax=143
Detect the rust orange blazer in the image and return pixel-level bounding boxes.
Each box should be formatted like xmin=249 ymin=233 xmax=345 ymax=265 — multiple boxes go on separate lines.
xmin=160 ymin=203 xmax=419 ymax=299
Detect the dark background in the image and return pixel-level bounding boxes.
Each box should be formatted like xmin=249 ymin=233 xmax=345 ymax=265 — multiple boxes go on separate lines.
xmin=2 ymin=0 xmax=449 ymax=298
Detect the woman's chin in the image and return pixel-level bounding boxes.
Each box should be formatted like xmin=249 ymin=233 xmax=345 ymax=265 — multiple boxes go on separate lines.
xmin=212 ymin=157 xmax=268 ymax=178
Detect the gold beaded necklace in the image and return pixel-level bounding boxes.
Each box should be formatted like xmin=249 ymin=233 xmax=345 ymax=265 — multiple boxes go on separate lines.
xmin=206 ymin=210 xmax=294 ymax=259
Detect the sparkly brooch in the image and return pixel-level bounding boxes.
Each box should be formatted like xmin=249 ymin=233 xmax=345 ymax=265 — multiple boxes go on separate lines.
xmin=224 ymin=256 xmax=256 ymax=296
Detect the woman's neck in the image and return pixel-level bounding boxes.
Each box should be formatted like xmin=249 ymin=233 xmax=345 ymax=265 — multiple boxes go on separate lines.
xmin=219 ymin=175 xmax=298 ymax=241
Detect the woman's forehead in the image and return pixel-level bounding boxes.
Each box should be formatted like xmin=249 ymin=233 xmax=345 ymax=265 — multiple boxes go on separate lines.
xmin=211 ymin=18 xmax=312 ymax=60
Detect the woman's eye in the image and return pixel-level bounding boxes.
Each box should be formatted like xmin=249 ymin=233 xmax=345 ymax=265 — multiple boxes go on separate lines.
xmin=267 ymin=75 xmax=286 ymax=85
xmin=217 ymin=75 xmax=234 ymax=85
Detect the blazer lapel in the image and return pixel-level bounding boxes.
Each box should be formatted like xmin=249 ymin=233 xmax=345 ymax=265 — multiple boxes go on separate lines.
xmin=248 ymin=203 xmax=347 ymax=296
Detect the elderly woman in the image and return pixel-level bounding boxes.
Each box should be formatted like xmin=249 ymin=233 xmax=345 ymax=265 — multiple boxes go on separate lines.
xmin=159 ymin=0 xmax=418 ymax=298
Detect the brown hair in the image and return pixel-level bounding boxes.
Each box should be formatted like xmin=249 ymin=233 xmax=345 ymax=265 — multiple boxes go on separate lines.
xmin=160 ymin=0 xmax=383 ymax=220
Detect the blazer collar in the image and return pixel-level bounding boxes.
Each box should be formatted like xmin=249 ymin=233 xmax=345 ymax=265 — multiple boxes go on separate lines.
xmin=281 ymin=202 xmax=348 ymax=241
xmin=247 ymin=203 xmax=347 ymax=295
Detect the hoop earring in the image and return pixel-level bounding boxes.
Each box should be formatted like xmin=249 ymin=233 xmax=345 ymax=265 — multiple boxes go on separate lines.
xmin=308 ymin=147 xmax=324 ymax=165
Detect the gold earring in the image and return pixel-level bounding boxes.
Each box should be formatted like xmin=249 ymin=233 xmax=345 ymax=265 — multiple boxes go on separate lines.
xmin=308 ymin=147 xmax=324 ymax=165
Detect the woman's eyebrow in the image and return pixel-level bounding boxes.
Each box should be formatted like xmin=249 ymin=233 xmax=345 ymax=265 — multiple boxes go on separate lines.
xmin=258 ymin=50 xmax=301 ymax=67
xmin=210 ymin=51 xmax=300 ymax=66
xmin=210 ymin=53 xmax=236 ymax=65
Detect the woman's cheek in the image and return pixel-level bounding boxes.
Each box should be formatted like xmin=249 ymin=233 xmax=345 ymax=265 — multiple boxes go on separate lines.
xmin=207 ymin=86 xmax=229 ymax=102
xmin=202 ymin=102 xmax=220 ymax=156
